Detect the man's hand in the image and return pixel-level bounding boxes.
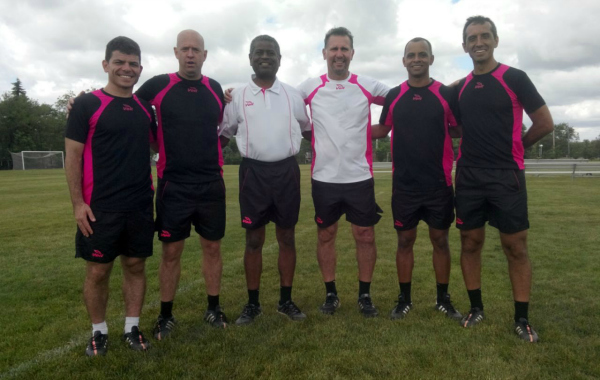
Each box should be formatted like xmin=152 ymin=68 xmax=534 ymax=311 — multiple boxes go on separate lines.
xmin=73 ymin=202 xmax=96 ymax=237
xmin=65 ymin=91 xmax=86 ymax=118
xmin=224 ymin=88 xmax=233 ymax=104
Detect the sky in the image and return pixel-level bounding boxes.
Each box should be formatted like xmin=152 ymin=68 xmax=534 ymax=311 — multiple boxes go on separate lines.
xmin=1 ymin=0 xmax=599 ymax=140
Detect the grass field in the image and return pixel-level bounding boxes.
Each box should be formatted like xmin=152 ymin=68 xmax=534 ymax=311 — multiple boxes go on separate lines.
xmin=0 ymin=167 xmax=599 ymax=379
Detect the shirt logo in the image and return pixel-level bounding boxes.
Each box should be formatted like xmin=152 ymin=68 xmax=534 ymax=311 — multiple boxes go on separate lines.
xmin=188 ymin=87 xmax=198 ymax=93
xmin=123 ymin=104 xmax=133 ymax=111
xmin=412 ymin=94 xmax=422 ymax=101
xmin=245 ymin=101 xmax=254 ymax=107
xmin=316 ymin=217 xmax=324 ymax=224
xmin=242 ymin=216 xmax=252 ymax=224
xmin=336 ymin=84 xmax=345 ymax=90
xmin=456 ymin=218 xmax=464 ymax=225
xmin=160 ymin=230 xmax=171 ymax=238
xmin=92 ymin=250 xmax=104 ymax=258
xmin=394 ymin=220 xmax=404 ymax=227
xmin=474 ymin=82 xmax=484 ymax=89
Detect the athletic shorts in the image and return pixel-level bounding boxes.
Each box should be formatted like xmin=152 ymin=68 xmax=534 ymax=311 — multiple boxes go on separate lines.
xmin=455 ymin=167 xmax=529 ymax=234
xmin=75 ymin=203 xmax=154 ymax=263
xmin=239 ymin=156 xmax=300 ymax=229
xmin=311 ymin=178 xmax=382 ymax=228
xmin=392 ymin=185 xmax=455 ymax=231
xmin=155 ymin=178 xmax=226 ymax=242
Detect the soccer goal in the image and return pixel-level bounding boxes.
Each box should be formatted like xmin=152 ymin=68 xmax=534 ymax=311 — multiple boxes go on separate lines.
xmin=10 ymin=151 xmax=65 ymax=170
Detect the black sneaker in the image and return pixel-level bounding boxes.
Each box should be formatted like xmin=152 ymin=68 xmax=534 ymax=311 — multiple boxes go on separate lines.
xmin=85 ymin=331 xmax=108 ymax=357
xmin=123 ymin=326 xmax=151 ymax=351
xmin=460 ymin=307 xmax=485 ymax=327
xmin=235 ymin=303 xmax=262 ymax=326
xmin=319 ymin=293 xmax=340 ymax=315
xmin=434 ymin=293 xmax=463 ymax=321
xmin=277 ymin=300 xmax=307 ymax=321
xmin=390 ymin=294 xmax=412 ymax=320
xmin=358 ymin=293 xmax=378 ymax=318
xmin=153 ymin=315 xmax=177 ymax=340
xmin=514 ymin=318 xmax=539 ymax=343
xmin=204 ymin=306 xmax=228 ymax=328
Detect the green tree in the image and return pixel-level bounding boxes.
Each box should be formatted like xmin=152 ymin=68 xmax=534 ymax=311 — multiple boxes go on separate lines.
xmin=11 ymin=78 xmax=26 ymax=98
xmin=528 ymin=123 xmax=577 ymax=159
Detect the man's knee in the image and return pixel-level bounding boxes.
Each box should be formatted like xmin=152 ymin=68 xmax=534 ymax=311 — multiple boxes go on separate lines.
xmin=276 ymin=227 xmax=295 ymax=251
xmin=353 ymin=226 xmax=375 ymax=245
xmin=86 ymin=262 xmax=112 ymax=283
xmin=397 ymin=230 xmax=417 ymax=251
xmin=121 ymin=257 xmax=146 ymax=275
xmin=201 ymin=238 xmax=221 ymax=258
xmin=460 ymin=229 xmax=485 ymax=255
xmin=501 ymin=232 xmax=529 ymax=263
xmin=318 ymin=224 xmax=338 ymax=245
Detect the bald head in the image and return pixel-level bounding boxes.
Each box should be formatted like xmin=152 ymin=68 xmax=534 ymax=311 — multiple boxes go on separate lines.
xmin=176 ymin=29 xmax=204 ymax=49
xmin=174 ymin=29 xmax=207 ymax=80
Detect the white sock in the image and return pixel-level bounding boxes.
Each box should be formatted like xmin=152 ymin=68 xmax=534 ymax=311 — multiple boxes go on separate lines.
xmin=92 ymin=321 xmax=108 ymax=335
xmin=124 ymin=317 xmax=139 ymax=334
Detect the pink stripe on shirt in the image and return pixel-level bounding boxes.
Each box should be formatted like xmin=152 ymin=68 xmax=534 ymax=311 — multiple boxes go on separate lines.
xmin=84 ymin=90 xmax=114 ymax=205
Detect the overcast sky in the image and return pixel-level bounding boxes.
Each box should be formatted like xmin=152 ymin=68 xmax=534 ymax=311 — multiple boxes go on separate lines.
xmin=1 ymin=0 xmax=599 ymax=140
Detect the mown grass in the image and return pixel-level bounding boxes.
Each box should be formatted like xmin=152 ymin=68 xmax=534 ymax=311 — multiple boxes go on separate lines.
xmin=0 ymin=167 xmax=599 ymax=379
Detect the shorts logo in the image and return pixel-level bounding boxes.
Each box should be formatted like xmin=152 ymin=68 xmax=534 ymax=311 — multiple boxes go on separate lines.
xmin=412 ymin=94 xmax=422 ymax=101
xmin=456 ymin=218 xmax=464 ymax=225
xmin=160 ymin=230 xmax=171 ymax=238
xmin=188 ymin=87 xmax=198 ymax=93
xmin=122 ymin=104 xmax=133 ymax=111
xmin=245 ymin=101 xmax=254 ymax=107
xmin=394 ymin=220 xmax=404 ymax=227
xmin=92 ymin=250 xmax=104 ymax=258
xmin=336 ymin=84 xmax=345 ymax=90
xmin=242 ymin=216 xmax=252 ymax=224
xmin=316 ymin=217 xmax=324 ymax=224
xmin=475 ymin=82 xmax=484 ymax=89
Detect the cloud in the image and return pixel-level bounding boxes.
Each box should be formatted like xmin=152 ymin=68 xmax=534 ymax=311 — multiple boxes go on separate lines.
xmin=0 ymin=0 xmax=598 ymax=139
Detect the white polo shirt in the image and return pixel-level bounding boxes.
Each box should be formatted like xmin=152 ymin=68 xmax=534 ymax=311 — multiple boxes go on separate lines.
xmin=297 ymin=73 xmax=390 ymax=184
xmin=220 ymin=76 xmax=311 ymax=162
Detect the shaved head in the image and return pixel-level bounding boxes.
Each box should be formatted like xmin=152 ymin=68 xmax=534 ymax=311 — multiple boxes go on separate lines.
xmin=174 ymin=29 xmax=207 ymax=80
xmin=176 ymin=29 xmax=204 ymax=49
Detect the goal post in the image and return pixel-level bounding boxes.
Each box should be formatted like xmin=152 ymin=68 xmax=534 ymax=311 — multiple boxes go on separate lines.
xmin=10 ymin=151 xmax=65 ymax=170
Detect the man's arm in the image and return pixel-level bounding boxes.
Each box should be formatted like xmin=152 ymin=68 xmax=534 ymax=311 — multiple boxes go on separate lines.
xmin=522 ymin=105 xmax=554 ymax=149
xmin=219 ymin=136 xmax=230 ymax=148
xmin=65 ymin=138 xmax=95 ymax=237
xmin=371 ymin=124 xmax=392 ymax=139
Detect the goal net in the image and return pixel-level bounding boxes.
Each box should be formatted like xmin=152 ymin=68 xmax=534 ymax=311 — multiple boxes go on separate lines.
xmin=10 ymin=151 xmax=65 ymax=170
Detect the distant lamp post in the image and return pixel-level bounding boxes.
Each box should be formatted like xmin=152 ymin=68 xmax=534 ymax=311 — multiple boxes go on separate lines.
xmin=539 ymin=144 xmax=543 ymax=158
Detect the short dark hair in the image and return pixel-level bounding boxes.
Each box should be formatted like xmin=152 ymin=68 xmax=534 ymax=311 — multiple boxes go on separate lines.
xmin=249 ymin=35 xmax=281 ymax=56
xmin=463 ymin=15 xmax=498 ymax=43
xmin=105 ymin=36 xmax=141 ymax=62
xmin=404 ymin=37 xmax=433 ymax=56
xmin=324 ymin=26 xmax=354 ymax=49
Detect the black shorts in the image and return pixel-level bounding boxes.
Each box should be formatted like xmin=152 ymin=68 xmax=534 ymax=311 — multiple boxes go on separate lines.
xmin=75 ymin=203 xmax=154 ymax=263
xmin=455 ymin=167 xmax=529 ymax=234
xmin=155 ymin=178 xmax=226 ymax=242
xmin=239 ymin=157 xmax=300 ymax=229
xmin=392 ymin=186 xmax=454 ymax=231
xmin=311 ymin=178 xmax=382 ymax=228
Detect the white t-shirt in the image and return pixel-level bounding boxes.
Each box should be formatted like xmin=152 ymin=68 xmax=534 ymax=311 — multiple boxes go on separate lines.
xmin=297 ymin=73 xmax=389 ymax=183
xmin=220 ymin=76 xmax=311 ymax=162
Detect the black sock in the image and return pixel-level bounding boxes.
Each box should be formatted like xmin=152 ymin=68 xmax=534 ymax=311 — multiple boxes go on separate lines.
xmin=399 ymin=282 xmax=412 ymax=303
xmin=467 ymin=288 xmax=483 ymax=310
xmin=436 ymin=283 xmax=449 ymax=303
xmin=279 ymin=286 xmax=292 ymax=305
xmin=160 ymin=301 xmax=174 ymax=318
xmin=207 ymin=295 xmax=219 ymax=311
xmin=359 ymin=281 xmax=371 ymax=296
xmin=325 ymin=280 xmax=337 ymax=295
xmin=514 ymin=301 xmax=529 ymax=322
xmin=248 ymin=289 xmax=260 ymax=306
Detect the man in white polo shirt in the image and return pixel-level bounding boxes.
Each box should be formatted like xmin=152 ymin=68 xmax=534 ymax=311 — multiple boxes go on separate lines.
xmin=297 ymin=27 xmax=390 ymax=317
xmin=220 ymin=35 xmax=311 ymax=325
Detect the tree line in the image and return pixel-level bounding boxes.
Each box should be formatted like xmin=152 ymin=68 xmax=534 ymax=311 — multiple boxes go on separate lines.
xmin=1 ymin=79 xmax=599 ymax=170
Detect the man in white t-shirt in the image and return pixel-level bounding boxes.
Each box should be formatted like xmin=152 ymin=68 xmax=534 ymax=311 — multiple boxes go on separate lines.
xmin=297 ymin=27 xmax=390 ymax=317
xmin=220 ymin=35 xmax=311 ymax=325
